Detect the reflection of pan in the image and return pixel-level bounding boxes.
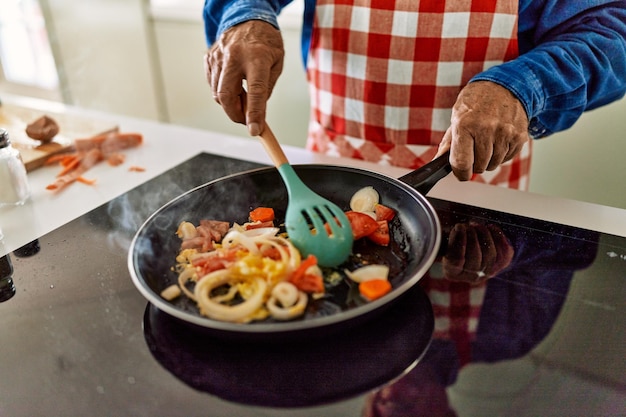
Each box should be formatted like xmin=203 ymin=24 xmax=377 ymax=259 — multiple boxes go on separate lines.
xmin=142 ymin=284 xmax=434 ymax=408
xmin=129 ymin=154 xmax=450 ymax=339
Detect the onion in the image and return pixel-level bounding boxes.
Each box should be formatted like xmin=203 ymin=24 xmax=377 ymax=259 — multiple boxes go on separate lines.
xmin=350 ymin=186 xmax=379 ymax=213
xmin=344 ymin=264 xmax=390 ymax=283
xmin=267 ymin=284 xmax=308 ymax=320
xmin=176 ymin=221 xmax=198 ymax=239
xmin=221 ymin=230 xmax=259 ymax=255
xmin=195 ymin=271 xmax=267 ymax=323
xmin=242 ymin=227 xmax=280 ymax=238
xmin=271 ymin=281 xmax=299 ymax=307
xmin=177 ymin=266 xmax=198 ymax=300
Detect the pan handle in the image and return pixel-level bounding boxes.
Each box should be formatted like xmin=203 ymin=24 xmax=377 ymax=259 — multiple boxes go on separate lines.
xmin=398 ymin=150 xmax=452 ymax=195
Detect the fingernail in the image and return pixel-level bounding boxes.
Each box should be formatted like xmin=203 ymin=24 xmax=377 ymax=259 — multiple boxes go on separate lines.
xmin=248 ymin=122 xmax=260 ymax=137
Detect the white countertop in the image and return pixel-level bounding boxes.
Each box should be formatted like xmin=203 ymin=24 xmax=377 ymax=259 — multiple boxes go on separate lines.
xmin=2 ymin=94 xmax=626 ymax=256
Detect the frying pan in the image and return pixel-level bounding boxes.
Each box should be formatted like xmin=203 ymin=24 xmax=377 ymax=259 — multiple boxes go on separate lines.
xmin=128 ymin=153 xmax=451 ymax=340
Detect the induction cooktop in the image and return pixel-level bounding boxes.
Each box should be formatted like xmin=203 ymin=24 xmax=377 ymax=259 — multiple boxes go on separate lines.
xmin=3 ymin=152 xmax=624 ymax=412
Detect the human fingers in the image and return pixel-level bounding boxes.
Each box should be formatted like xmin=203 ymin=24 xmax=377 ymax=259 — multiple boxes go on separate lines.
xmin=205 ymin=21 xmax=285 ymax=133
xmin=449 ymin=81 xmax=529 ymax=178
xmin=243 ymin=56 xmax=284 ymax=136
xmin=434 ymin=128 xmax=453 ymax=158
xmin=447 ymin=121 xmax=476 ymax=181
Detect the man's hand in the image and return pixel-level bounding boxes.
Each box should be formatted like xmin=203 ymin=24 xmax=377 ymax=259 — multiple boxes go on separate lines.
xmin=204 ymin=20 xmax=284 ymax=137
xmin=436 ymin=81 xmax=530 ymax=181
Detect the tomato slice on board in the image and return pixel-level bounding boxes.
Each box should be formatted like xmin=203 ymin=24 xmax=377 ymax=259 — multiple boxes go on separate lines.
xmin=375 ymin=204 xmax=396 ymax=222
xmin=367 ymin=220 xmax=390 ymax=246
xmin=345 ymin=211 xmax=379 ymax=240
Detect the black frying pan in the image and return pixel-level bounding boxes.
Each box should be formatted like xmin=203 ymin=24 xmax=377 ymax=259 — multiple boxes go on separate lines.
xmin=128 ymin=153 xmax=451 ymax=339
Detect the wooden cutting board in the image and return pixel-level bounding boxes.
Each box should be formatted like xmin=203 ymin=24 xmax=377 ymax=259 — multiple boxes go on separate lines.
xmin=0 ymin=103 xmax=118 ymax=172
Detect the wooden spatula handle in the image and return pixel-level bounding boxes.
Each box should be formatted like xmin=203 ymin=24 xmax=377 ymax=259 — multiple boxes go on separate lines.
xmin=258 ymin=122 xmax=289 ymax=167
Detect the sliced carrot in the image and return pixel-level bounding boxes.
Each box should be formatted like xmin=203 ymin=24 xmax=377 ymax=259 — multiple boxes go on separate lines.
xmin=107 ymin=153 xmax=126 ymax=166
xmin=76 ymin=176 xmax=97 ymax=185
xmin=128 ymin=165 xmax=145 ymax=172
xmin=249 ymin=207 xmax=275 ymax=223
xmin=56 ymin=156 xmax=82 ymax=176
xmin=359 ymin=279 xmax=392 ymax=301
xmin=45 ymin=152 xmax=77 ymax=165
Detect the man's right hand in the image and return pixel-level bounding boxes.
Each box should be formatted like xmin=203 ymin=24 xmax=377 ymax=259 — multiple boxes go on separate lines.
xmin=204 ymin=20 xmax=285 ymax=137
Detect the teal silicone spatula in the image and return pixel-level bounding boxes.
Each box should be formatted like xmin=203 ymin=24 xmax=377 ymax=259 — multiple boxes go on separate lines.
xmin=257 ymin=122 xmax=353 ymax=267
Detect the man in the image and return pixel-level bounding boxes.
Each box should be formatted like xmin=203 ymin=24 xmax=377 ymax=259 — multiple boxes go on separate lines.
xmin=203 ymin=0 xmax=625 ymax=189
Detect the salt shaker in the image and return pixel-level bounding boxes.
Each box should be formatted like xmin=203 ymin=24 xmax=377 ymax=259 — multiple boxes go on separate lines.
xmin=0 ymin=128 xmax=31 ymax=205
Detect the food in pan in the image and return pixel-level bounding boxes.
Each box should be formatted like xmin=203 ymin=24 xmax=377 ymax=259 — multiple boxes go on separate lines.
xmin=161 ymin=187 xmax=398 ymax=323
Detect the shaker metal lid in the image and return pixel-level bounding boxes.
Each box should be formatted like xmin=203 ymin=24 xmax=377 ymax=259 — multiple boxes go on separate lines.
xmin=0 ymin=128 xmax=10 ymax=148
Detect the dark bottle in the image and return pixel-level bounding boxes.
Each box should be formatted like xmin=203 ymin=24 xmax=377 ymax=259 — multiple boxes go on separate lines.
xmin=0 ymin=254 xmax=15 ymax=302
xmin=13 ymin=239 xmax=40 ymax=257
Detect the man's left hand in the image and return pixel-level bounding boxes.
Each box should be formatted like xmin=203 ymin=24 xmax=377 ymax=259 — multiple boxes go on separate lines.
xmin=436 ymin=81 xmax=530 ymax=181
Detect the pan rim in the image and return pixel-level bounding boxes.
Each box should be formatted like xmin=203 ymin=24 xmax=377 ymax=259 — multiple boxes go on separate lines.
xmin=128 ymin=164 xmax=441 ymax=335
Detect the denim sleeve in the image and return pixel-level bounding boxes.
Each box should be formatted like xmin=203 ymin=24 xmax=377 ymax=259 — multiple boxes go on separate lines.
xmin=471 ymin=0 xmax=626 ymax=138
xmin=203 ymin=0 xmax=293 ymax=46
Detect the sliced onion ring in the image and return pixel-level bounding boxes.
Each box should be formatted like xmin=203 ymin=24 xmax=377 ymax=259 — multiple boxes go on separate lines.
xmin=195 ymin=271 xmax=267 ymax=323
xmin=345 ymin=264 xmax=390 ymax=283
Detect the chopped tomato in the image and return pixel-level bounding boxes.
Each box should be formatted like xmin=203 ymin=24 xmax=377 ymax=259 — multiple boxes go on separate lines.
xmin=375 ymin=204 xmax=396 ymax=222
xmin=290 ymin=254 xmax=318 ymax=283
xmin=345 ymin=211 xmax=379 ymax=240
xmin=367 ymin=220 xmax=390 ymax=246
xmin=249 ymin=207 xmax=275 ymax=223
xmin=291 ymin=273 xmax=325 ymax=294
xmin=289 ymin=255 xmax=324 ymax=293
xmin=192 ymin=249 xmax=238 ymax=275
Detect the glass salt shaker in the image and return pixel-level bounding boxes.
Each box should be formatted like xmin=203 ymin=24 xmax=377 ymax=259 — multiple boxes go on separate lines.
xmin=0 ymin=128 xmax=31 ymax=205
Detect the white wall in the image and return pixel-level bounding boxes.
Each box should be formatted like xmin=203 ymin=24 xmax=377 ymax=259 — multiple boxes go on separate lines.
xmin=40 ymin=0 xmax=164 ymax=120
xmin=529 ymin=98 xmax=626 ymax=209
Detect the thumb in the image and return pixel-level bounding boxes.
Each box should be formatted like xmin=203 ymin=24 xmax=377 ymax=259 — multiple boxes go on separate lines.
xmin=434 ymin=128 xmax=453 ymax=159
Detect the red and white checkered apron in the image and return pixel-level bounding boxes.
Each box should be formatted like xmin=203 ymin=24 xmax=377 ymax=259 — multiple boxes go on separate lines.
xmin=306 ymin=0 xmax=525 ymax=361
xmin=305 ymin=0 xmax=531 ymax=191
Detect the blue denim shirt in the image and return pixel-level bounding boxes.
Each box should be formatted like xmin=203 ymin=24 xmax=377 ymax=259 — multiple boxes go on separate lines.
xmin=203 ymin=0 xmax=626 ymax=138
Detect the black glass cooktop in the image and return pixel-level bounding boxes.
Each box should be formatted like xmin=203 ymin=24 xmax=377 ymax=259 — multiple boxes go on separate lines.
xmin=1 ymin=153 xmax=624 ymax=416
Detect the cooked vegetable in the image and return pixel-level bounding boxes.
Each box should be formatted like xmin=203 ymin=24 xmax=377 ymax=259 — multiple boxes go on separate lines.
xmin=249 ymin=207 xmax=275 ymax=223
xmin=350 ymin=186 xmax=379 ymax=212
xmin=367 ymin=220 xmax=390 ymax=246
xmin=345 ymin=211 xmax=379 ymax=240
xmin=359 ymin=279 xmax=392 ymax=301
xmin=168 ymin=185 xmax=399 ymax=323
xmin=289 ymin=254 xmax=324 ymax=293
xmin=345 ymin=264 xmax=390 ymax=283
xmin=267 ymin=282 xmax=308 ymax=320
xmin=160 ymin=284 xmax=181 ymax=301
xmin=375 ymin=204 xmax=396 ymax=221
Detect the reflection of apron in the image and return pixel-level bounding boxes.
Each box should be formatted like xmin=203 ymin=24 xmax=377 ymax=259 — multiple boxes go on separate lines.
xmin=305 ymin=0 xmax=531 ymax=190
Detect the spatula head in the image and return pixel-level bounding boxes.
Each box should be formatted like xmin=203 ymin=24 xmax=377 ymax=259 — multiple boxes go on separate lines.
xmin=285 ymin=202 xmax=354 ymax=267
xmin=278 ymin=164 xmax=354 ymax=267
